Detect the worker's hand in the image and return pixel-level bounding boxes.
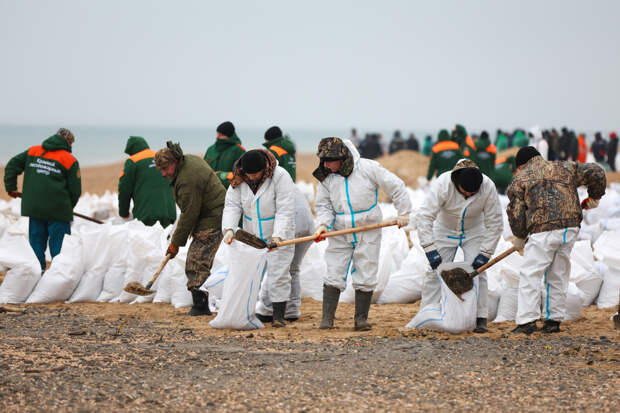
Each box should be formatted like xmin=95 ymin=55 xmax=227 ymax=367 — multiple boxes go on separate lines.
xmin=314 ymin=224 xmax=328 ymax=242
xmin=166 ymin=243 xmax=179 ymax=259
xmin=223 ymin=229 xmax=234 ymax=245
xmin=396 ymin=214 xmax=410 ymax=228
xmin=472 ymin=254 xmax=490 ymax=270
xmin=425 ymin=250 xmax=442 ymax=270
xmin=512 ymin=237 xmax=527 ymax=251
xmin=268 ymin=237 xmax=282 ymax=251
xmin=7 ymin=191 xmax=19 ymax=198
xmin=581 ymin=197 xmax=600 ymax=210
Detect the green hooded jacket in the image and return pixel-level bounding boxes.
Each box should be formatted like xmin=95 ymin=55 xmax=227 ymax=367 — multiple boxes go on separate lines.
xmin=513 ymin=130 xmax=529 ymax=148
xmin=118 ymin=136 xmax=176 ymax=227
xmin=4 ymin=134 xmax=81 ymax=222
xmin=496 ymin=133 xmax=508 ymax=152
xmin=469 ymin=135 xmax=497 ymax=178
xmin=170 ymin=154 xmax=226 ymax=248
xmin=426 ymin=130 xmax=463 ymax=180
xmin=491 ymin=156 xmax=515 ymax=194
xmin=204 ymin=133 xmax=246 ymax=188
xmin=263 ymin=136 xmax=297 ymax=182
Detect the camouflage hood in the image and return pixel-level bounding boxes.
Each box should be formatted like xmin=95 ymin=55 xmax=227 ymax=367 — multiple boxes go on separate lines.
xmin=312 ymin=137 xmax=358 ymax=182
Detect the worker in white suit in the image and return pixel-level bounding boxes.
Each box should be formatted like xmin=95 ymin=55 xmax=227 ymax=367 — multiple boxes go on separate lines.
xmin=222 ymin=149 xmax=296 ymax=327
xmin=416 ymin=159 xmax=503 ymax=333
xmin=313 ymin=137 xmax=412 ymax=331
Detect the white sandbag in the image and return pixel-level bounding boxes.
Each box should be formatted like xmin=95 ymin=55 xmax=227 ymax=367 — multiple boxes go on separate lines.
xmin=114 ymin=230 xmax=162 ymax=303
xmin=597 ymin=266 xmax=620 ymax=309
xmin=152 ymin=261 xmax=180 ymax=304
xmin=0 ymin=234 xmax=42 ymax=303
xmin=487 ymin=288 xmax=501 ymax=322
xmin=569 ymin=240 xmax=602 ymax=306
xmin=405 ymin=262 xmax=478 ymax=334
xmin=200 ymin=265 xmax=229 ymax=312
xmin=170 ymin=269 xmax=193 ymax=309
xmin=210 ymin=242 xmax=267 ymax=330
xmin=96 ymin=225 xmax=131 ymax=302
xmin=299 ymin=241 xmax=327 ymax=301
xmin=26 ymin=235 xmax=85 ymax=303
xmin=493 ymin=287 xmax=519 ymax=322
xmin=565 ymin=283 xmax=584 ymax=321
xmin=377 ymin=241 xmax=426 ymax=304
xmin=67 ymin=225 xmax=112 ymax=303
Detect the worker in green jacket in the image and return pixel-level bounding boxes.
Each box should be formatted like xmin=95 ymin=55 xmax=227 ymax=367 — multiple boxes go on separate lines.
xmin=452 ymin=124 xmax=468 ymax=150
xmin=263 ymin=126 xmax=297 ymax=181
xmin=426 ymin=129 xmax=463 ymax=180
xmin=512 ymin=130 xmax=529 ymax=148
xmin=118 ymin=136 xmax=176 ymax=228
xmin=204 ymin=121 xmax=246 ymax=188
xmin=469 ymin=131 xmax=497 ymax=178
xmin=3 ymin=129 xmax=81 ymax=270
xmin=155 ymin=141 xmax=226 ymax=316
xmin=491 ymin=155 xmax=516 ymax=195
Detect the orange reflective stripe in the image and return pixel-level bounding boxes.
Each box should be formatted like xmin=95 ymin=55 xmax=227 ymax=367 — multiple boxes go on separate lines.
xmin=237 ymin=144 xmax=246 ymax=151
xmin=29 ymin=145 xmax=77 ymax=170
xmin=129 ymin=148 xmax=156 ymax=163
xmin=226 ymin=172 xmax=233 ymax=180
xmin=27 ymin=145 xmax=45 ymax=157
xmin=432 ymin=141 xmax=459 ymax=153
xmin=119 ymin=171 xmax=125 ymax=178
xmin=464 ymin=149 xmax=470 ymax=157
xmin=465 ymin=136 xmax=476 ymax=150
xmin=487 ymin=144 xmax=497 ymax=154
xmin=269 ymin=145 xmax=288 ymax=157
xmin=495 ymin=157 xmax=507 ymax=165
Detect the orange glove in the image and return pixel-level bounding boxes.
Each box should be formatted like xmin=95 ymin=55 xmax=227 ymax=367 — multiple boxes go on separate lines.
xmin=314 ymin=224 xmax=328 ymax=242
xmin=8 ymin=191 xmax=19 ymax=198
xmin=166 ymin=243 xmax=179 ymax=258
xmin=581 ymin=198 xmax=599 ymax=210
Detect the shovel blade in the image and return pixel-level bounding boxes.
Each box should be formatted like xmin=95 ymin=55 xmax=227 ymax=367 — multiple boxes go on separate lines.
xmin=440 ymin=267 xmax=474 ymax=298
xmin=234 ymin=229 xmax=268 ymax=249
xmin=123 ymin=281 xmax=155 ymax=296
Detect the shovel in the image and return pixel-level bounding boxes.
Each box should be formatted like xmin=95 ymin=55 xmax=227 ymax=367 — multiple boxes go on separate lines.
xmin=234 ymin=220 xmax=399 ymax=250
xmin=123 ymin=254 xmax=172 ymax=296
xmin=440 ymin=246 xmax=519 ymax=298
xmin=13 ymin=192 xmax=104 ymax=224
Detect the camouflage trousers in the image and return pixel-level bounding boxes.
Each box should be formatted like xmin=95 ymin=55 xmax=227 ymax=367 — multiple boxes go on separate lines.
xmin=185 ymin=228 xmax=223 ymax=290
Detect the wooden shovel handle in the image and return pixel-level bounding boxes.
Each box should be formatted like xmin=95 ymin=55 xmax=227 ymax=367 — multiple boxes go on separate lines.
xmin=474 ymin=246 xmax=518 ymax=275
xmin=269 ymin=220 xmax=399 ymax=248
xmin=145 ymin=254 xmax=172 ymax=290
xmin=13 ymin=192 xmax=103 ymax=224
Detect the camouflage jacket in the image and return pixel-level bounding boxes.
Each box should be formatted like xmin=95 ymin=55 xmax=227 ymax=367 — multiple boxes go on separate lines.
xmin=506 ymin=156 xmax=606 ymax=238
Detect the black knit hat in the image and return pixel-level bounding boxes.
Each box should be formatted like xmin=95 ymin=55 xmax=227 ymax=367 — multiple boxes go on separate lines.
xmin=453 ymin=167 xmax=483 ymax=192
xmin=264 ymin=126 xmax=282 ymax=141
xmin=216 ymin=121 xmax=235 ymax=138
xmin=515 ymin=146 xmax=541 ymax=168
xmin=240 ymin=150 xmax=266 ymax=174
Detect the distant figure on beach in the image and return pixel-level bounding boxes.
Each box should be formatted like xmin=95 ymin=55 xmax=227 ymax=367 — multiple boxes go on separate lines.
xmin=406 ymin=133 xmax=419 ymax=152
xmin=349 ymin=128 xmax=361 ymax=148
xmin=422 ymin=135 xmax=433 ymax=156
xmin=468 ymin=131 xmax=496 ymax=178
xmin=118 ymin=136 xmax=176 ymax=228
xmin=3 ymin=128 xmax=81 ymax=271
xmin=204 ymin=121 xmax=246 ymax=188
xmin=426 ymin=129 xmax=462 ymax=181
xmin=388 ymin=130 xmax=406 ymax=155
xmin=591 ymin=132 xmax=607 ymax=165
xmin=492 ymin=155 xmax=516 ymax=195
xmin=608 ymin=132 xmax=618 ymax=172
xmin=358 ymin=133 xmax=383 ymax=159
xmin=263 ymin=126 xmax=297 ymax=182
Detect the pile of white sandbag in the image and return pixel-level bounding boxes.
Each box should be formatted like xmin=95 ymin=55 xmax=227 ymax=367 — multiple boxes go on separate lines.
xmin=1 ymin=181 xmax=619 ymax=333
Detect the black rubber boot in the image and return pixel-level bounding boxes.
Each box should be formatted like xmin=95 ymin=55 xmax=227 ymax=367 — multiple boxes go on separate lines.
xmin=511 ymin=320 xmax=538 ymax=335
xmin=272 ymin=302 xmax=287 ymax=328
xmin=256 ymin=313 xmax=273 ymax=323
xmin=473 ymin=317 xmax=488 ymax=333
xmin=541 ymin=319 xmax=561 ymax=333
xmin=354 ymin=290 xmax=373 ymax=331
xmin=319 ymin=285 xmax=341 ymax=329
xmin=188 ymin=290 xmax=211 ymax=316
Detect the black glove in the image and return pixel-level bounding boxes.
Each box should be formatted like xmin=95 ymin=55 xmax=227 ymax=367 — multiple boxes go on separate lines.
xmin=472 ymin=254 xmax=489 ymax=270
xmin=425 ymin=250 xmax=442 ymax=270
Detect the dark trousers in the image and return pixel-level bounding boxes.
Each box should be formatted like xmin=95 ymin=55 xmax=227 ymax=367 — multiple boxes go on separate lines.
xmin=28 ymin=218 xmax=71 ymax=270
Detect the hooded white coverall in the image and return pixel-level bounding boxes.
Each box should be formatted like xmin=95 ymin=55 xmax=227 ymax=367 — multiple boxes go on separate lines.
xmin=222 ymin=166 xmax=296 ymax=304
xmin=516 ymin=227 xmax=579 ymax=325
xmin=255 ymin=188 xmax=314 ymax=319
xmin=416 ymin=160 xmax=503 ymax=318
xmin=314 ymin=140 xmax=412 ymax=292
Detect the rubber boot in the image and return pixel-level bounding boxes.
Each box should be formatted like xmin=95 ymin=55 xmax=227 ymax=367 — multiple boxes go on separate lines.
xmin=473 ymin=317 xmax=488 ymax=333
xmin=272 ymin=302 xmax=287 ymax=328
xmin=511 ymin=320 xmax=538 ymax=335
xmin=256 ymin=313 xmax=273 ymax=323
xmin=319 ymin=285 xmax=341 ymax=329
xmin=188 ymin=290 xmax=211 ymax=316
xmin=541 ymin=319 xmax=560 ymax=333
xmin=354 ymin=290 xmax=373 ymax=331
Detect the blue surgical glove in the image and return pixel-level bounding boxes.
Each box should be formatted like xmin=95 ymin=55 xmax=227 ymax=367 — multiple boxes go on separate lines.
xmin=472 ymin=254 xmax=490 ymax=270
xmin=425 ymin=250 xmax=442 ymax=270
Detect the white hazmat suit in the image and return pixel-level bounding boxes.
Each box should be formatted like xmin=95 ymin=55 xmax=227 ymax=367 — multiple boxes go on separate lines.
xmin=416 ymin=160 xmax=503 ymax=318
xmin=314 ymin=140 xmax=412 ymax=292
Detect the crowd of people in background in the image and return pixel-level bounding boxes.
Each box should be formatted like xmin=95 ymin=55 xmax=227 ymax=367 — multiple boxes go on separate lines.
xmin=350 ymin=125 xmax=618 ymax=194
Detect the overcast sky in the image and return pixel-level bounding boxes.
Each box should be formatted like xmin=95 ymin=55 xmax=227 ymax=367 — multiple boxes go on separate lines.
xmin=1 ymin=0 xmax=619 ymax=131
